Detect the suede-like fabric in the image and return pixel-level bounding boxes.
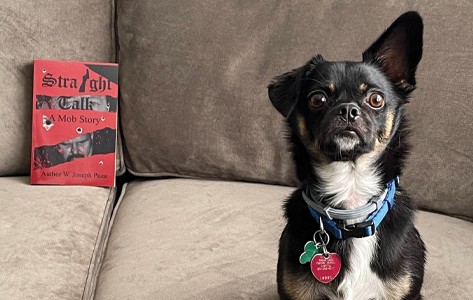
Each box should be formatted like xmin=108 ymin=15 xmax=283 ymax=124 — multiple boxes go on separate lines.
xmin=0 ymin=177 xmax=115 ymax=300
xmin=117 ymin=1 xmax=473 ymax=219
xmin=117 ymin=0 xmax=303 ymax=185
xmin=401 ymin=2 xmax=473 ymax=221
xmin=95 ymin=179 xmax=473 ymax=299
xmin=0 ymin=0 xmax=119 ymax=177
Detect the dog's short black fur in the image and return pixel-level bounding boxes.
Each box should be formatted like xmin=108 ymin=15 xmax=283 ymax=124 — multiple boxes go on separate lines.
xmin=268 ymin=12 xmax=426 ymax=300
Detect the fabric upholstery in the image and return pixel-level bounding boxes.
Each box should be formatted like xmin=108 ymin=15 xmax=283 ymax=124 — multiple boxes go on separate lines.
xmin=0 ymin=177 xmax=115 ymax=300
xmin=94 ymin=179 xmax=473 ymax=299
xmin=0 ymin=0 xmax=119 ymax=177
xmin=401 ymin=3 xmax=473 ymax=221
xmin=117 ymin=0 xmax=303 ymax=185
xmin=117 ymin=0 xmax=473 ymax=219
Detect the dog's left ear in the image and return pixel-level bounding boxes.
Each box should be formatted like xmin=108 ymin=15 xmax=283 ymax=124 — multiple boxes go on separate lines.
xmin=268 ymin=67 xmax=304 ymax=119
xmin=363 ymin=11 xmax=423 ymax=91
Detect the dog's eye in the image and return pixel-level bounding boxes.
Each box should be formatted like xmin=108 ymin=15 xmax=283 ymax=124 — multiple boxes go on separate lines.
xmin=309 ymin=92 xmax=327 ymax=109
xmin=367 ymin=93 xmax=385 ymax=109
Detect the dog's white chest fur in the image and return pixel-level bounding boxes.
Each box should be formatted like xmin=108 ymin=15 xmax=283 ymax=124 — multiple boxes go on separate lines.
xmin=315 ymin=158 xmax=382 ymax=210
xmin=314 ymin=160 xmax=388 ymax=300
xmin=337 ymin=237 xmax=385 ymax=300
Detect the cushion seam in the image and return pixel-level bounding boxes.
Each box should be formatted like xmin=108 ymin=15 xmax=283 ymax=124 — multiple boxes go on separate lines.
xmin=92 ymin=182 xmax=129 ymax=299
xmin=81 ymin=187 xmax=116 ymax=300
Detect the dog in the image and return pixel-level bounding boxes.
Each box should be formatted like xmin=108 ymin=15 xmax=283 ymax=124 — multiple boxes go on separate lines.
xmin=268 ymin=11 xmax=426 ymax=300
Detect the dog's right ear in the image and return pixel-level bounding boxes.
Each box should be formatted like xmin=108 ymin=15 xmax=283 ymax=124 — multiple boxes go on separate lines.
xmin=268 ymin=67 xmax=303 ymax=119
xmin=362 ymin=11 xmax=423 ymax=92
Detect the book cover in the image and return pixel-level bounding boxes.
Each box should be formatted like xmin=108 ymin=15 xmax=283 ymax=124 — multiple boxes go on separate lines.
xmin=30 ymin=60 xmax=118 ymax=187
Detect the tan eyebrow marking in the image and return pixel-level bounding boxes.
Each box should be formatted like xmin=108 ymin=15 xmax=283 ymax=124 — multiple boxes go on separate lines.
xmin=326 ymin=82 xmax=335 ymax=93
xmin=359 ymin=83 xmax=368 ymax=92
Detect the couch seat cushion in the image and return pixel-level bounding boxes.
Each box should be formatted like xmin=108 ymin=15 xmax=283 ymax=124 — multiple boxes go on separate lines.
xmin=95 ymin=179 xmax=473 ymax=299
xmin=0 ymin=177 xmax=115 ymax=300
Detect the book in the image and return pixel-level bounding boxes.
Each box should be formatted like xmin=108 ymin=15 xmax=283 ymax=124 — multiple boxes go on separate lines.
xmin=30 ymin=60 xmax=118 ymax=187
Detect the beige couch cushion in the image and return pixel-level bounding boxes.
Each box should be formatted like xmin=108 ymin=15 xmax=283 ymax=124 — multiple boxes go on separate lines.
xmin=0 ymin=0 xmax=122 ymax=177
xmin=117 ymin=1 xmax=473 ymax=219
xmin=95 ymin=179 xmax=473 ymax=299
xmin=0 ymin=177 xmax=115 ymax=300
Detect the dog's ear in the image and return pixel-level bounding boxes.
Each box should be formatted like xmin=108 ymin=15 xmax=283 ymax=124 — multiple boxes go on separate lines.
xmin=363 ymin=11 xmax=423 ymax=91
xmin=268 ymin=67 xmax=303 ymax=118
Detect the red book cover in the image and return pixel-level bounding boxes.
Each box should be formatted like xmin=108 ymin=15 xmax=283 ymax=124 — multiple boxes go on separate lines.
xmin=30 ymin=60 xmax=118 ymax=187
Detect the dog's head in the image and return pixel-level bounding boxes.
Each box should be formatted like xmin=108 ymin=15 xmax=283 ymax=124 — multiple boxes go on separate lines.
xmin=268 ymin=12 xmax=423 ymax=164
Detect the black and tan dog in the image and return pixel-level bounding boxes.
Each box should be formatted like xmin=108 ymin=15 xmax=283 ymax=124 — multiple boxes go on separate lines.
xmin=268 ymin=12 xmax=426 ymax=300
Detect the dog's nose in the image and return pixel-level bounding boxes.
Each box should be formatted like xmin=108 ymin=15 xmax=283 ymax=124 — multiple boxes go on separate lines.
xmin=338 ymin=103 xmax=360 ymax=121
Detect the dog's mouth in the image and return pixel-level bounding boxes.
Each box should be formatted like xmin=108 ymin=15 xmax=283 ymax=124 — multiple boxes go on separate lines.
xmin=333 ymin=128 xmax=362 ymax=151
xmin=333 ymin=123 xmax=363 ymax=141
xmin=337 ymin=128 xmax=361 ymax=139
xmin=320 ymin=125 xmax=370 ymax=161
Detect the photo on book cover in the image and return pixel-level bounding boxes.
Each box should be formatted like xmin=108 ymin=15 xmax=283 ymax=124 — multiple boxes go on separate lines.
xmin=33 ymin=127 xmax=116 ymax=169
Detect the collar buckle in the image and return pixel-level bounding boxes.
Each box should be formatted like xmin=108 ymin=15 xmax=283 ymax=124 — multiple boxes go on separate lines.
xmin=336 ymin=220 xmax=376 ymax=239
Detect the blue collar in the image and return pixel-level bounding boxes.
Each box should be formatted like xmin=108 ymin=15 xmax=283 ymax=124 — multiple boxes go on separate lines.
xmin=303 ymin=177 xmax=398 ymax=239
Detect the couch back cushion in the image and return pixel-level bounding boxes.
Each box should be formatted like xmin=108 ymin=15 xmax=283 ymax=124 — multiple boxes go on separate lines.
xmin=118 ymin=1 xmax=473 ymax=219
xmin=0 ymin=0 xmax=116 ymax=176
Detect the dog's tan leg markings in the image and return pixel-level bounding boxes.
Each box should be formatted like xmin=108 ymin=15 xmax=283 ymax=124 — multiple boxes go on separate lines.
xmin=282 ymin=269 xmax=329 ymax=300
xmin=385 ymin=273 xmax=412 ymax=300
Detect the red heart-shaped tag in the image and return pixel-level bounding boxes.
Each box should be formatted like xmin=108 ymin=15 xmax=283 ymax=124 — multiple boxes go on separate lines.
xmin=310 ymin=253 xmax=342 ymax=284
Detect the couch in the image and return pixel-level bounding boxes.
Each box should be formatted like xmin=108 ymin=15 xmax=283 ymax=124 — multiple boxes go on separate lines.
xmin=1 ymin=1 xmax=472 ymax=299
